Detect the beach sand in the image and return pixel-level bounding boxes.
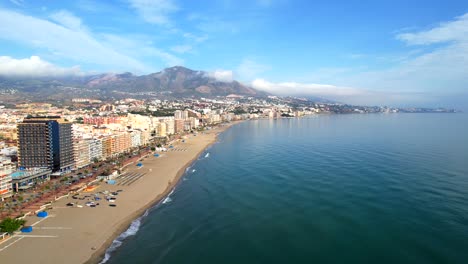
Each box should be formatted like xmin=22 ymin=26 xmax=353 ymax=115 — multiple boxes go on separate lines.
xmin=0 ymin=124 xmax=235 ymax=264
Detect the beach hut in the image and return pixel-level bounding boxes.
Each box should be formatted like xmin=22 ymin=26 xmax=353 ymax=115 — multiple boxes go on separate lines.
xmin=21 ymin=226 xmax=33 ymax=233
xmin=37 ymin=211 xmax=48 ymax=218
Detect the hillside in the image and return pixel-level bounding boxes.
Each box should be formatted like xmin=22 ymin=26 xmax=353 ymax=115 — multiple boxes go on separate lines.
xmin=0 ymin=66 xmax=267 ymax=102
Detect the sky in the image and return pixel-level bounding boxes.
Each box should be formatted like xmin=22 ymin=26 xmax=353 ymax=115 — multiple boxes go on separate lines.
xmin=0 ymin=0 xmax=467 ymax=108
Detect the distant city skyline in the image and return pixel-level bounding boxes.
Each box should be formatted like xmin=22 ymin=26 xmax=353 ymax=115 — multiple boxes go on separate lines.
xmin=0 ymin=0 xmax=467 ymax=108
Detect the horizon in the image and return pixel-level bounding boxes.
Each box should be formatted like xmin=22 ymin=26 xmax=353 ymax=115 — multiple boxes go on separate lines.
xmin=0 ymin=1 xmax=468 ymax=109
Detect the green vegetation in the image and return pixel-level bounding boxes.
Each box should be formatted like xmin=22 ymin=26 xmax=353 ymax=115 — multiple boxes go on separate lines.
xmin=233 ymin=107 xmax=247 ymax=115
xmin=151 ymin=110 xmax=175 ymax=117
xmin=60 ymin=177 xmax=69 ymax=182
xmin=0 ymin=218 xmax=26 ymax=234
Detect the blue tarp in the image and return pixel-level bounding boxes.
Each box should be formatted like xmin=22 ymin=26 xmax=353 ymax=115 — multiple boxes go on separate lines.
xmin=154 ymin=154 xmax=159 ymax=157
xmin=37 ymin=211 xmax=48 ymax=218
xmin=21 ymin=226 xmax=33 ymax=233
xmin=107 ymin=180 xmax=116 ymax=185
xmin=137 ymin=163 xmax=143 ymax=167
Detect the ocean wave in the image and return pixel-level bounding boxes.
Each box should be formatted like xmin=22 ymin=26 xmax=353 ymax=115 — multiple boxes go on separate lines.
xmin=162 ymin=188 xmax=175 ymax=204
xmin=99 ymin=209 xmax=149 ymax=263
xmin=162 ymin=197 xmax=172 ymax=204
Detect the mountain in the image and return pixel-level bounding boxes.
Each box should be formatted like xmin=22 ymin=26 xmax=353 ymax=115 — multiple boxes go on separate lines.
xmin=0 ymin=66 xmax=267 ymax=102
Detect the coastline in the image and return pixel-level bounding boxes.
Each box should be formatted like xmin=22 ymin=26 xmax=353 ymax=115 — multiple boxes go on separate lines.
xmin=0 ymin=122 xmax=240 ymax=264
xmin=87 ymin=126 xmax=227 ymax=264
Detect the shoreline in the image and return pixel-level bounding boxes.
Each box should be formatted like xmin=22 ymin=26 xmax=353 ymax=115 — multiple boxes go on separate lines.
xmin=0 ymin=121 xmax=241 ymax=264
xmin=87 ymin=121 xmax=241 ymax=264
xmin=87 ymin=130 xmax=221 ymax=264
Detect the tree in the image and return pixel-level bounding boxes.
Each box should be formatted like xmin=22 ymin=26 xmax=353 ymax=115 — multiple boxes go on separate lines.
xmin=0 ymin=218 xmax=26 ymax=234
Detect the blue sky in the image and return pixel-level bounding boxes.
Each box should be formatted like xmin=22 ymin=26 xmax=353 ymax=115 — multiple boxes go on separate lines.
xmin=0 ymin=0 xmax=467 ymax=108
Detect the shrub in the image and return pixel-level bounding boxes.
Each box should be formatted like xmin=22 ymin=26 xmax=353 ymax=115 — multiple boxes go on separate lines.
xmin=0 ymin=218 xmax=26 ymax=234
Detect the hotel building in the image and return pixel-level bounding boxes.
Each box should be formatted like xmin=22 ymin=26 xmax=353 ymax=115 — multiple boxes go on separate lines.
xmin=17 ymin=117 xmax=74 ymax=172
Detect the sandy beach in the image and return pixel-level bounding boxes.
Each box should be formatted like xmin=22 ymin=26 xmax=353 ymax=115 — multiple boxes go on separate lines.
xmin=0 ymin=124 xmax=235 ymax=264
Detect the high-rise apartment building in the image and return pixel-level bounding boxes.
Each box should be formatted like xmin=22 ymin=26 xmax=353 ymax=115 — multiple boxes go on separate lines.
xmin=17 ymin=117 xmax=74 ymax=172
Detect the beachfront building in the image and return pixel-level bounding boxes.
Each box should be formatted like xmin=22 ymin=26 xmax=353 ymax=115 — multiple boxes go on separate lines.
xmin=175 ymin=119 xmax=184 ymax=134
xmin=88 ymin=138 xmax=103 ymax=162
xmin=17 ymin=117 xmax=74 ymax=172
xmin=11 ymin=168 xmax=51 ymax=192
xmin=101 ymin=136 xmax=113 ymax=160
xmin=157 ymin=122 xmax=167 ymax=137
xmin=130 ymin=130 xmax=142 ymax=148
xmin=164 ymin=119 xmax=175 ymax=135
xmin=174 ymin=110 xmax=188 ymax=120
xmin=0 ymin=159 xmax=14 ymax=201
xmin=73 ymin=139 xmax=91 ymax=169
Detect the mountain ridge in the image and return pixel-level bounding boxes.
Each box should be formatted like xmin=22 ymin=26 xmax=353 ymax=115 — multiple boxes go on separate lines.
xmin=0 ymin=66 xmax=268 ymax=101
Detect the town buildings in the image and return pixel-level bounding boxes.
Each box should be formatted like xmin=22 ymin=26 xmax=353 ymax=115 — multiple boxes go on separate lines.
xmin=17 ymin=117 xmax=74 ymax=172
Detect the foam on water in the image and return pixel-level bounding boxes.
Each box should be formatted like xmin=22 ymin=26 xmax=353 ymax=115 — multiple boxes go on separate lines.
xmin=162 ymin=188 xmax=175 ymax=204
xmin=99 ymin=209 xmax=149 ymax=263
xmin=100 ymin=186 xmax=179 ymax=263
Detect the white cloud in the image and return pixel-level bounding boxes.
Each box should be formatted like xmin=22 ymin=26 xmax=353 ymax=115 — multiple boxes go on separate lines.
xmin=251 ymin=79 xmax=427 ymax=106
xmin=0 ymin=56 xmax=83 ymax=77
xmin=170 ymin=45 xmax=192 ymax=54
xmin=305 ymin=12 xmax=468 ymax=107
xmin=182 ymin=32 xmax=208 ymax=43
xmin=0 ymin=8 xmax=181 ymax=73
xmin=397 ymin=13 xmax=468 ymax=45
xmin=127 ymin=0 xmax=178 ymax=25
xmin=236 ymin=59 xmax=271 ymax=80
xmin=100 ymin=34 xmax=183 ymax=67
xmin=343 ymin=12 xmax=468 ymax=95
xmin=49 ymin=10 xmax=84 ymax=31
xmin=9 ymin=0 xmax=24 ymax=6
xmin=251 ymin=79 xmax=363 ymax=97
xmin=206 ymin=70 xmax=233 ymax=82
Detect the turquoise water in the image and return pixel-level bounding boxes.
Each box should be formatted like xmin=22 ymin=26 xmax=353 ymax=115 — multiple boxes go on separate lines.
xmin=104 ymin=114 xmax=468 ymax=264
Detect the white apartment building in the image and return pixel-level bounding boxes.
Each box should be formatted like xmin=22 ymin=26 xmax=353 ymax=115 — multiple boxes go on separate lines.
xmin=88 ymin=138 xmax=103 ymax=162
xmin=0 ymin=159 xmax=14 ymax=201
xmin=74 ymin=139 xmax=91 ymax=169
xmin=130 ymin=131 xmax=142 ymax=147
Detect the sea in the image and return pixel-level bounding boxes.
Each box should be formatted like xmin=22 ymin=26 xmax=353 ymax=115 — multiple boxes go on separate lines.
xmin=103 ymin=113 xmax=468 ymax=264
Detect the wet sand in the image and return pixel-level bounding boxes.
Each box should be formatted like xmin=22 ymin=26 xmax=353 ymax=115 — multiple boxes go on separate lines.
xmin=0 ymin=124 xmax=235 ymax=264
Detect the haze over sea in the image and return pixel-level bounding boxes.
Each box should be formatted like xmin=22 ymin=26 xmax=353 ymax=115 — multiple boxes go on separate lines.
xmin=105 ymin=113 xmax=468 ymax=264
